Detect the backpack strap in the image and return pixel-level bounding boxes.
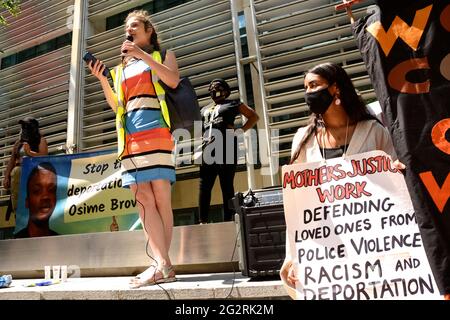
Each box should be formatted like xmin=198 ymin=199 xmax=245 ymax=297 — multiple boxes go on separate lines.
xmin=151 ymin=51 xmax=171 ymax=129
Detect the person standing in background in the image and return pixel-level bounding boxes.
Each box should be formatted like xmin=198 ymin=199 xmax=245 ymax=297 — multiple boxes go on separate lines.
xmin=3 ymin=117 xmax=48 ymax=215
xmin=198 ymin=79 xmax=259 ymax=224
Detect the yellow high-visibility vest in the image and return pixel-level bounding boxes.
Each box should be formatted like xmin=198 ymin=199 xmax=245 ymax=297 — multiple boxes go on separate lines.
xmin=110 ymin=51 xmax=171 ymax=159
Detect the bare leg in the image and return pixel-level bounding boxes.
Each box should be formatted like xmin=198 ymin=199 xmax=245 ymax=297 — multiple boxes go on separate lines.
xmin=151 ymin=179 xmax=174 ymax=255
xmin=129 ymin=180 xmax=175 ymax=287
xmin=130 ymin=182 xmax=170 ymax=266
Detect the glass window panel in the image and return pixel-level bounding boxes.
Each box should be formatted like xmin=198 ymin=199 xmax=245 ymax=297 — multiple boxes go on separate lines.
xmin=1 ymin=55 xmax=17 ymax=69
xmin=106 ymin=0 xmax=193 ymax=30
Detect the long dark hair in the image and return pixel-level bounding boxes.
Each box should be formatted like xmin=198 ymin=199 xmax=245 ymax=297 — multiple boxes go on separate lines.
xmin=123 ymin=10 xmax=161 ymax=65
xmin=290 ymin=63 xmax=377 ymax=164
xmin=13 ymin=118 xmax=41 ymax=157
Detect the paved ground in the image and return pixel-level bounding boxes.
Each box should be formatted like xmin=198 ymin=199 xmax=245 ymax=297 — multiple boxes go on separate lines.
xmin=0 ymin=272 xmax=289 ymax=300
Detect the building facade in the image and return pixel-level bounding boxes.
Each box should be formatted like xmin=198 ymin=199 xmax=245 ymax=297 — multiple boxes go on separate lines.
xmin=0 ymin=0 xmax=376 ymax=226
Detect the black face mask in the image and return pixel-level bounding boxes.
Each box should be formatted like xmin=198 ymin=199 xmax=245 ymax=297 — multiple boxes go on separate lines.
xmin=210 ymin=88 xmax=230 ymax=104
xmin=305 ymin=87 xmax=334 ymax=115
xmin=210 ymin=89 xmax=225 ymax=102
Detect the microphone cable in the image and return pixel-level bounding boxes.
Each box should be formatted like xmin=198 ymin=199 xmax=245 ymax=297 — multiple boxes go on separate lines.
xmin=224 ymin=226 xmax=239 ymax=299
xmin=121 ymin=61 xmax=173 ymax=299
xmin=223 ymin=119 xmax=242 ymax=298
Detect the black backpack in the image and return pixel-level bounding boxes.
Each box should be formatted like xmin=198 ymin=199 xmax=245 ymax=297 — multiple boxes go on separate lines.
xmin=159 ymin=49 xmax=201 ymax=134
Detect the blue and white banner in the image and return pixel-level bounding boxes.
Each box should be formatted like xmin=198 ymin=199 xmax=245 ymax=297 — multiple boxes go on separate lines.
xmin=14 ymin=150 xmax=139 ymax=237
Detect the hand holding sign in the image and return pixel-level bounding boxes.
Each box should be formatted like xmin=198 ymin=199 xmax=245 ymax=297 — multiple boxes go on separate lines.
xmin=335 ymin=0 xmax=362 ymax=24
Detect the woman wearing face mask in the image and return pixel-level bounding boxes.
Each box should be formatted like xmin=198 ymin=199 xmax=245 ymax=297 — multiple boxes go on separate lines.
xmin=3 ymin=117 xmax=48 ymax=215
xmin=197 ymin=79 xmax=259 ymax=224
xmin=88 ymin=10 xmax=179 ymax=288
xmin=279 ymin=63 xmax=405 ymax=299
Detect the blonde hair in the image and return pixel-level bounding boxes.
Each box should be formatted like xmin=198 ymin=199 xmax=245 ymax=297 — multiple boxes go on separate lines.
xmin=124 ymin=10 xmax=160 ymax=52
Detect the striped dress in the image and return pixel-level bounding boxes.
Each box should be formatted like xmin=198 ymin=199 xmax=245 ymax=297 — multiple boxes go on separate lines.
xmin=120 ymin=58 xmax=175 ymax=187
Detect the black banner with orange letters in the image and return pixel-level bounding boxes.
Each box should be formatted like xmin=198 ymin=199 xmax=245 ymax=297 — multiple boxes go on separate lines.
xmin=352 ymin=0 xmax=450 ymax=294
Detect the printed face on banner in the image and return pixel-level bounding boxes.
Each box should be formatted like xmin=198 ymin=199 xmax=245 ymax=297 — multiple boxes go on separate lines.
xmin=282 ymin=151 xmax=440 ymax=300
xmin=26 ymin=168 xmax=57 ymax=224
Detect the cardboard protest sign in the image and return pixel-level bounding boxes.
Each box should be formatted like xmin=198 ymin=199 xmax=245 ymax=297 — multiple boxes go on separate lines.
xmin=283 ymin=151 xmax=440 ymax=300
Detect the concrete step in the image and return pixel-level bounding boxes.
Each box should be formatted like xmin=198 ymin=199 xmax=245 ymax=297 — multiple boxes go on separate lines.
xmin=0 ymin=272 xmax=289 ymax=300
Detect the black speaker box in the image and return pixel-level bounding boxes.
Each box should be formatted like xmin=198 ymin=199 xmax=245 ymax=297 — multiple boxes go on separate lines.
xmin=232 ymin=187 xmax=286 ymax=278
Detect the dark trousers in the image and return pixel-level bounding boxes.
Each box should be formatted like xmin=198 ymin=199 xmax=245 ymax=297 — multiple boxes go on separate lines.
xmin=199 ymin=163 xmax=237 ymax=223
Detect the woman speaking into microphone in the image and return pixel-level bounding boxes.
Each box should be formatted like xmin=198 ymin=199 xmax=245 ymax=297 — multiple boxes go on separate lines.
xmin=87 ymin=9 xmax=179 ymax=288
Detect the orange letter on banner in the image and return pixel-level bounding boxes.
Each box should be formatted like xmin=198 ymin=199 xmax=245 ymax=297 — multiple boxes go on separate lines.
xmin=366 ymin=5 xmax=433 ymax=56
xmin=388 ymin=58 xmax=430 ymax=94
xmin=431 ymin=119 xmax=450 ymax=155
xmin=441 ymin=4 xmax=450 ymax=32
xmin=419 ymin=172 xmax=450 ymax=213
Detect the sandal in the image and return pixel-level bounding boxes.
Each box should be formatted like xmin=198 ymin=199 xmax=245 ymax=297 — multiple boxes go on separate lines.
xmin=134 ymin=263 xmax=157 ymax=279
xmin=155 ymin=265 xmax=177 ymax=284
xmin=129 ymin=264 xmax=176 ymax=289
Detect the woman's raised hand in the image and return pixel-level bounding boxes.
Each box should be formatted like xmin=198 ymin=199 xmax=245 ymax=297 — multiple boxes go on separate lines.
xmin=121 ymin=39 xmax=146 ymax=60
xmin=88 ymin=59 xmax=107 ymax=81
xmin=22 ymin=142 xmax=31 ymax=155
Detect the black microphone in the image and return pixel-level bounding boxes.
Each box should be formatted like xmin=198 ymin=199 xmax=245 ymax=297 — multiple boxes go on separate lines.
xmin=123 ymin=35 xmax=133 ymax=54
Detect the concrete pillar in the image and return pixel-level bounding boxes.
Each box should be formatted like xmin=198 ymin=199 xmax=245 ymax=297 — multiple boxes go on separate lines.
xmin=230 ymin=0 xmax=256 ymax=190
xmin=66 ymin=0 xmax=88 ymax=154
xmin=242 ymin=0 xmax=279 ymax=187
